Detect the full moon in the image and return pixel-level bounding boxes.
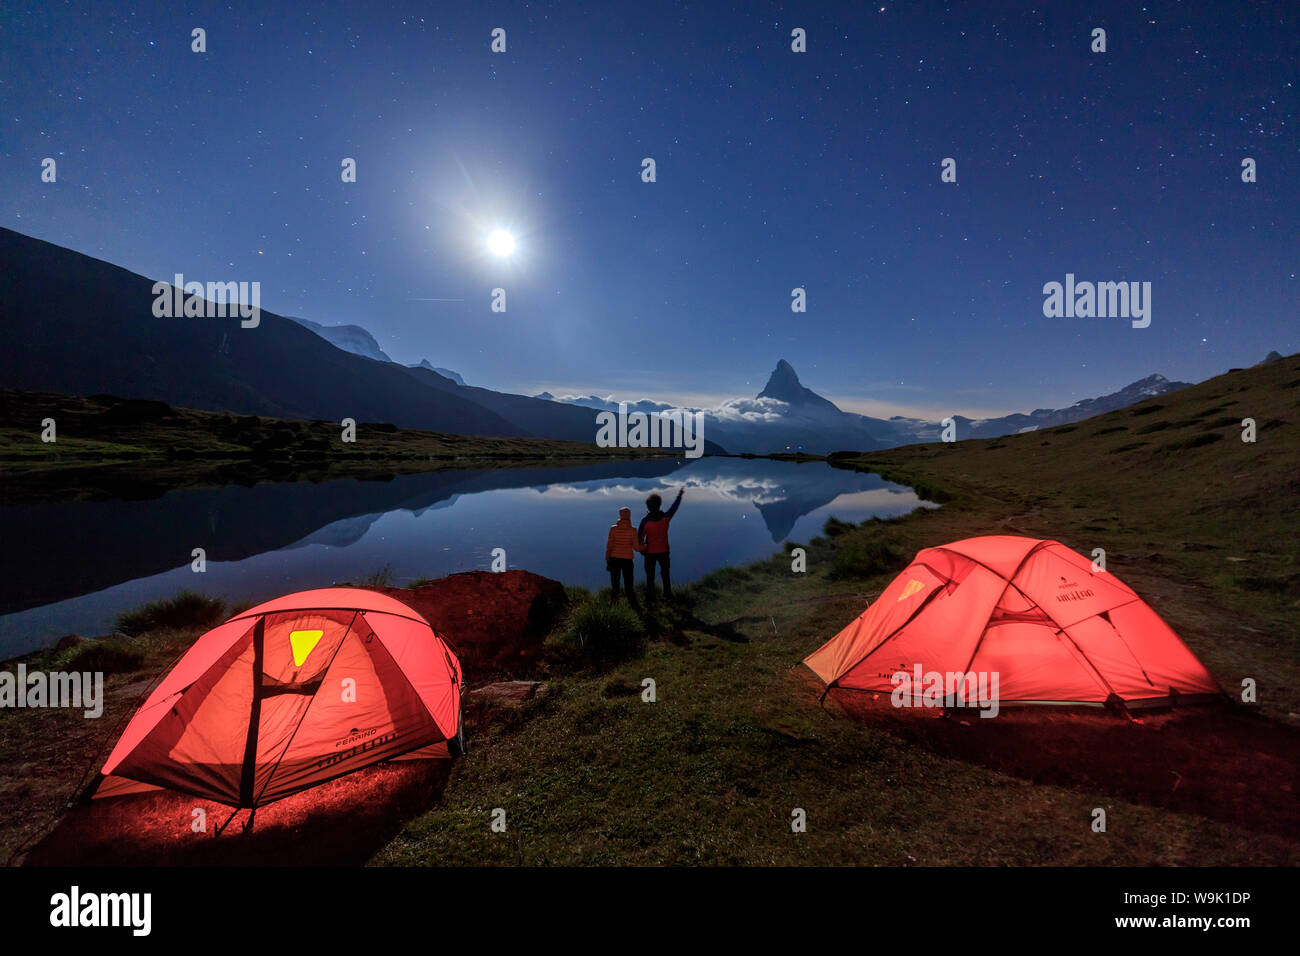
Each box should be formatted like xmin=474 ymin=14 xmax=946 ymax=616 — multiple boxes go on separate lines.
xmin=487 ymin=229 xmax=516 ymax=257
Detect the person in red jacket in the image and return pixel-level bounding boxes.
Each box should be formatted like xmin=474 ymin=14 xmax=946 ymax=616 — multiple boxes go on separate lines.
xmin=605 ymin=507 xmax=644 ymax=611
xmin=638 ymin=487 xmax=684 ymax=604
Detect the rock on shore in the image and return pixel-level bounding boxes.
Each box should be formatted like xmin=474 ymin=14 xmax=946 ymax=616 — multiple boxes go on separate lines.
xmin=371 ymin=570 xmax=568 ymax=679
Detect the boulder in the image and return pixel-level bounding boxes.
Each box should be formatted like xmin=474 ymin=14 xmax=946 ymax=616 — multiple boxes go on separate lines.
xmin=372 ymin=570 xmax=568 ymax=679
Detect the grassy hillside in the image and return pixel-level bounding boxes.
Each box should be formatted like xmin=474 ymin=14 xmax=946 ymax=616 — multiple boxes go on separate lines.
xmin=372 ymin=355 xmax=1297 ymax=866
xmin=0 ymin=390 xmax=675 ymax=501
xmin=839 ymin=352 xmax=1299 ymax=713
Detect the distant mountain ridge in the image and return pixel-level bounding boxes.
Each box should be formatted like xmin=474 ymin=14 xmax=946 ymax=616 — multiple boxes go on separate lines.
xmin=537 ymin=363 xmax=896 ymax=454
xmin=0 ymin=227 xmax=728 ymax=451
xmin=542 ymin=360 xmax=1202 ymax=452
xmin=0 ymin=228 xmax=1260 ymax=457
xmin=289 ymin=316 xmax=392 ymax=363
xmin=0 ymin=228 xmax=634 ymax=445
xmin=285 ymin=320 xmax=468 ymax=386
xmin=917 ymin=372 xmax=1196 ymax=441
xmin=412 ymin=360 xmax=466 ymax=385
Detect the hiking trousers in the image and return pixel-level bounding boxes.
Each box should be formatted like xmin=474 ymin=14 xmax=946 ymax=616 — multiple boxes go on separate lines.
xmin=609 ymin=558 xmax=639 ymax=608
xmin=644 ymin=552 xmax=672 ymax=602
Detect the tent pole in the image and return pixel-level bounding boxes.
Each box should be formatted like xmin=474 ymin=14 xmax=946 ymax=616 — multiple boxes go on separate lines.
xmin=214 ymin=807 xmax=240 ymax=838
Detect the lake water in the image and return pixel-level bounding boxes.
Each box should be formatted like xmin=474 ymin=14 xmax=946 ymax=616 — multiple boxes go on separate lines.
xmin=0 ymin=457 xmax=935 ymax=657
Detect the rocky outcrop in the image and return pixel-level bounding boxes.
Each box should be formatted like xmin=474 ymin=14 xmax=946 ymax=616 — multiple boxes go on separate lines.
xmin=372 ymin=570 xmax=568 ymax=679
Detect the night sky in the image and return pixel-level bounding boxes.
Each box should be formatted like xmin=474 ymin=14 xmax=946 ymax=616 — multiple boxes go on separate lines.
xmin=3 ymin=1 xmax=1295 ymax=420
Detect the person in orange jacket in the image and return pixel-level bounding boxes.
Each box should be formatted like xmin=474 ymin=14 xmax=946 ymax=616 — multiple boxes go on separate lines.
xmin=605 ymin=506 xmax=644 ymax=611
xmin=638 ymin=487 xmax=684 ymax=604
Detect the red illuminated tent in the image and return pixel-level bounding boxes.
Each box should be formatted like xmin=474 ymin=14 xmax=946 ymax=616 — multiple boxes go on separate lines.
xmin=804 ymin=536 xmax=1222 ymax=710
xmin=83 ymin=588 xmax=464 ymax=811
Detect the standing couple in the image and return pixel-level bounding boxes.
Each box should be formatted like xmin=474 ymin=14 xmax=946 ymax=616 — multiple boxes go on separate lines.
xmin=604 ymin=487 xmax=685 ymax=612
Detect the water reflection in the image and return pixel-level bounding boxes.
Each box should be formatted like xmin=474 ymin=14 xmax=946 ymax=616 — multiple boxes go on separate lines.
xmin=0 ymin=457 xmax=934 ymax=655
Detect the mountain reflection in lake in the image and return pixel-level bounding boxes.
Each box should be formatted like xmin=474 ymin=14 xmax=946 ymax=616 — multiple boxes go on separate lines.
xmin=0 ymin=457 xmax=935 ymax=656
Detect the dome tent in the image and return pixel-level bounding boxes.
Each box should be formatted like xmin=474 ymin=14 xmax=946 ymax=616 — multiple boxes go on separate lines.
xmin=804 ymin=536 xmax=1222 ymax=712
xmin=82 ymin=588 xmax=464 ymax=817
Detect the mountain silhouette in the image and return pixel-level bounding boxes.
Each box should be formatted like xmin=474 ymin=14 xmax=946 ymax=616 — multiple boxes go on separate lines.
xmin=935 ymin=373 xmax=1195 ymax=440
xmin=412 ymin=360 xmax=466 ymax=385
xmin=0 ymin=227 xmax=1199 ymax=457
xmin=0 ymin=228 xmax=519 ymax=436
xmin=757 ymin=359 xmax=842 ymax=413
xmin=400 ymin=363 xmax=638 ymax=445
xmin=0 ymin=228 xmax=730 ymax=451
xmin=535 ymin=355 xmax=1203 ymax=454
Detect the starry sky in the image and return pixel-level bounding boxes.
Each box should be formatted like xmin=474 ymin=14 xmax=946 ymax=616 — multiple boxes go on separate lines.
xmin=2 ymin=1 xmax=1295 ymax=419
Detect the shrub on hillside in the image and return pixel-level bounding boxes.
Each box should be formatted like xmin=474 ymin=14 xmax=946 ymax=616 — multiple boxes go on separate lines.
xmin=830 ymin=535 xmax=905 ymax=580
xmin=1159 ymin=432 xmax=1223 ymax=452
xmin=115 ymin=591 xmax=227 ymax=636
xmin=558 ymin=597 xmax=645 ymax=665
xmin=894 ymin=476 xmax=951 ymax=504
xmin=823 ymin=516 xmax=854 ymax=537
xmin=67 ymin=639 xmax=146 ymax=675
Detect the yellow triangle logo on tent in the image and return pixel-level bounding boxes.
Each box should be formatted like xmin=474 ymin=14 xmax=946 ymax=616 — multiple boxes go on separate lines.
xmin=897 ymin=579 xmax=925 ymax=602
xmin=289 ymin=630 xmax=324 ymax=667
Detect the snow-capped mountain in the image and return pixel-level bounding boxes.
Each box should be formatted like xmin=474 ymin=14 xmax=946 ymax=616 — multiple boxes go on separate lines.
xmin=905 ymin=373 xmax=1195 ymax=441
xmin=411 ymin=359 xmax=466 ymax=385
xmin=281 ymin=305 xmax=1201 ymax=455
xmin=540 ymin=361 xmax=901 ymax=455
xmin=540 ymin=360 xmax=1196 ymax=453
xmin=288 ymin=316 xmax=392 ymax=363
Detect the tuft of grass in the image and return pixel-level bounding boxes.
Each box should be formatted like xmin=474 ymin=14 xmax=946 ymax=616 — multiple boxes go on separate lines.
xmin=908 ymin=477 xmax=952 ymax=504
xmin=830 ymin=534 xmax=905 ymax=580
xmin=115 ymin=590 xmax=227 ymax=637
xmin=861 ymin=470 xmax=953 ymax=504
xmin=556 ymin=596 xmax=646 ymax=666
xmin=1159 ymin=432 xmax=1223 ymax=453
xmin=1230 ymin=573 xmax=1298 ymax=593
xmin=359 ymin=564 xmax=395 ymax=588
xmin=823 ymin=516 xmax=855 ymax=537
xmin=564 ymin=585 xmax=594 ymax=605
xmin=1136 ymin=420 xmax=1173 ymax=434
xmin=66 ymin=638 xmax=146 ymax=675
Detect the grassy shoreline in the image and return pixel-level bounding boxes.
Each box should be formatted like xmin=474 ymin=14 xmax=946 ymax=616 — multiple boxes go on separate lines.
xmin=0 ymin=390 xmax=682 ymax=502
xmin=371 ymin=353 xmax=1300 ymax=866
xmin=2 ymin=356 xmax=1297 ymax=865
